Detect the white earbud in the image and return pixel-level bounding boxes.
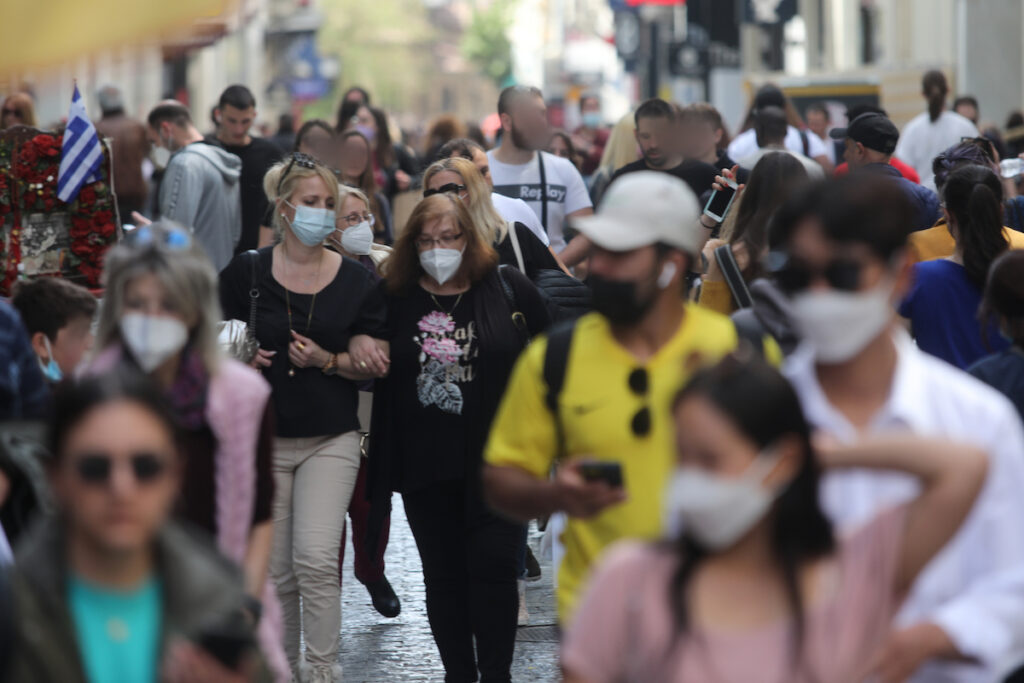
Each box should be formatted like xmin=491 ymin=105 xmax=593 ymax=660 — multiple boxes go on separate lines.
xmin=657 ymin=262 xmax=678 ymax=289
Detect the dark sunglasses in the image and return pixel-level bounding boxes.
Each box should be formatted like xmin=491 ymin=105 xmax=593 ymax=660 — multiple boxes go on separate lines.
xmin=628 ymin=368 xmax=651 ymax=437
xmin=424 ymin=183 xmax=466 ymax=198
xmin=2 ymin=108 xmax=21 ymax=118
xmin=772 ymin=255 xmax=865 ymax=294
xmin=277 ymin=152 xmax=319 ymax=195
xmin=75 ymin=453 xmax=169 ymax=486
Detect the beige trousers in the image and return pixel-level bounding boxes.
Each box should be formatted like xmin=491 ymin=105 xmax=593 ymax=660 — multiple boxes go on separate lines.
xmin=270 ymin=431 xmax=361 ymax=679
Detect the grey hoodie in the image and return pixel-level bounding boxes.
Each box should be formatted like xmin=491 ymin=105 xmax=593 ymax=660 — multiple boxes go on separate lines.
xmin=159 ymin=142 xmax=242 ymax=272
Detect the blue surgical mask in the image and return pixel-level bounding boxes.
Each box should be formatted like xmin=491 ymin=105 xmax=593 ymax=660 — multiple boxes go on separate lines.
xmin=582 ymin=112 xmax=603 ymax=129
xmin=284 ymin=201 xmax=336 ymax=246
xmin=39 ymin=336 xmax=62 ymax=383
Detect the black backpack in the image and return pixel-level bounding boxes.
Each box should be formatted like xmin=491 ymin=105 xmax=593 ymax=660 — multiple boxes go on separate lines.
xmin=505 ymin=222 xmax=591 ymax=322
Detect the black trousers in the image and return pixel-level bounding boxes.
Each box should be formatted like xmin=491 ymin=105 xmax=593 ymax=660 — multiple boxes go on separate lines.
xmin=403 ymin=478 xmax=520 ymax=683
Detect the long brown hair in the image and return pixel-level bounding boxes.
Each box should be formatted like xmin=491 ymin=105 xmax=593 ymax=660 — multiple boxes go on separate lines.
xmin=923 ymin=70 xmax=949 ymax=123
xmin=381 ymin=194 xmax=498 ymax=294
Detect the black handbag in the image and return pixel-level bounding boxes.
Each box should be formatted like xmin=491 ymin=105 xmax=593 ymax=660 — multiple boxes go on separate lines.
xmin=506 ymin=221 xmax=591 ymax=321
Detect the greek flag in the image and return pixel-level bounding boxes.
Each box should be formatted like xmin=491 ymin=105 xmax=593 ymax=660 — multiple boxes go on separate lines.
xmin=57 ymin=85 xmax=103 ymax=203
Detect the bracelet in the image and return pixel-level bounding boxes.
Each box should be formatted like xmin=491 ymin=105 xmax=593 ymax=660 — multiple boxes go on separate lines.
xmin=699 ymin=216 xmax=719 ymax=230
xmin=321 ymin=352 xmax=338 ymax=375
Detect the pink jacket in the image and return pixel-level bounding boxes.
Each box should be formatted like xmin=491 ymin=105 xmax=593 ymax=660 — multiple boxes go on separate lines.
xmin=87 ymin=348 xmax=289 ymax=681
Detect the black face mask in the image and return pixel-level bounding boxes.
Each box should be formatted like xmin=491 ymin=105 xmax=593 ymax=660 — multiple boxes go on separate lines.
xmin=589 ymin=274 xmax=659 ymax=326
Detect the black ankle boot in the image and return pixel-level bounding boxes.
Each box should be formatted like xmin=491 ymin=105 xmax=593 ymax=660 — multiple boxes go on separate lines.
xmin=365 ymin=576 xmax=401 ymax=618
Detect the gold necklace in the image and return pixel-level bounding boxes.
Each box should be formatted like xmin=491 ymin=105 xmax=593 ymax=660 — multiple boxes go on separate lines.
xmin=430 ymin=292 xmax=463 ymax=315
xmin=283 ymin=245 xmax=323 ymax=377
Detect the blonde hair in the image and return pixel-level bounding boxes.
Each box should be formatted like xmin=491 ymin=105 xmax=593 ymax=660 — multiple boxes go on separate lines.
xmin=422 ymin=157 xmax=508 ymax=245
xmin=95 ymin=221 xmax=222 ymax=373
xmin=263 ymin=157 xmax=341 ymax=238
xmin=337 ymin=184 xmax=371 ymax=214
xmin=599 ymin=113 xmax=639 ymax=170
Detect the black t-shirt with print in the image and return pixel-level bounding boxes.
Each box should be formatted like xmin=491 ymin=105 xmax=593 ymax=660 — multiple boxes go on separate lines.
xmin=379 ymin=276 xmax=550 ymax=493
xmin=218 ymin=246 xmax=387 ymax=438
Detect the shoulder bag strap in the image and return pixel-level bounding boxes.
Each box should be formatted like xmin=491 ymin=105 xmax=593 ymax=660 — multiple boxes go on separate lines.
xmin=543 ymin=320 xmax=577 ymax=460
xmin=714 ymin=244 xmax=753 ymax=309
xmin=507 ymin=221 xmax=526 ymax=273
xmin=246 ymin=249 xmax=260 ymax=341
xmin=537 ymin=152 xmax=549 ymax=235
xmin=497 ymin=265 xmax=529 ymax=345
xmin=799 ymin=128 xmax=810 ymax=157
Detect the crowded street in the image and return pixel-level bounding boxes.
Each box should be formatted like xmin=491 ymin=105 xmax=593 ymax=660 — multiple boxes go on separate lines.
xmin=7 ymin=1 xmax=1024 ymax=682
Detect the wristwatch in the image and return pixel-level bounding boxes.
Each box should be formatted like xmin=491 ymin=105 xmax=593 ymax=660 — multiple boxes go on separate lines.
xmin=321 ymin=352 xmax=338 ymax=375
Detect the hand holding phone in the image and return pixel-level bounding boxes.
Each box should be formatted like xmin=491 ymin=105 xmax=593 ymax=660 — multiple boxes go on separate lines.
xmin=555 ymin=459 xmax=628 ymax=519
xmin=704 ymin=174 xmax=739 ymax=223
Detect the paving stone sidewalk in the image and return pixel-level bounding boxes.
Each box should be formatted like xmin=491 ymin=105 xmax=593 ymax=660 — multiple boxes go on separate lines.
xmin=338 ymin=497 xmax=560 ymax=681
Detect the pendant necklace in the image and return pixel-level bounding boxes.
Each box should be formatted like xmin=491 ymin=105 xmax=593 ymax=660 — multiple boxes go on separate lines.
xmin=430 ymin=291 xmax=464 ymax=316
xmin=284 ymin=246 xmax=323 ymax=377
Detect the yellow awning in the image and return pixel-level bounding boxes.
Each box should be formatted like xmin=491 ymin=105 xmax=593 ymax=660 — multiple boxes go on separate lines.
xmin=0 ymin=0 xmax=233 ymax=73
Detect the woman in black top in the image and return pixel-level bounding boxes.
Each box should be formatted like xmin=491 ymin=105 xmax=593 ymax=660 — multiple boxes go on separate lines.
xmin=219 ymin=152 xmax=389 ymax=683
xmin=422 ymin=156 xmax=562 ymax=279
xmin=367 ymin=193 xmax=550 ymax=683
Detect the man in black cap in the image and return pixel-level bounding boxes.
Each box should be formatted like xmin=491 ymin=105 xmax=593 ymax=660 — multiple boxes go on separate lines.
xmin=833 ymin=112 xmax=940 ymax=231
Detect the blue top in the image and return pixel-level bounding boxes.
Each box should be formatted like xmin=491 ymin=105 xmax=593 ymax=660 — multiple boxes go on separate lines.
xmin=861 ymin=163 xmax=940 ymax=231
xmin=68 ymin=574 xmax=163 ymax=683
xmin=899 ymin=259 xmax=1009 ymax=369
xmin=969 ymin=347 xmax=1024 ymax=422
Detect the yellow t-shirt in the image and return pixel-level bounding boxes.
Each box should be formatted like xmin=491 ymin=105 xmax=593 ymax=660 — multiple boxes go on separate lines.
xmin=909 ymin=221 xmax=1024 ymax=264
xmin=484 ymin=303 xmax=780 ymax=622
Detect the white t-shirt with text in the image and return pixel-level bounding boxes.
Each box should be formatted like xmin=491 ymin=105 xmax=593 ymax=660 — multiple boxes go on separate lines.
xmin=487 ymin=150 xmax=592 ymax=252
xmin=491 ymin=192 xmax=550 ymax=246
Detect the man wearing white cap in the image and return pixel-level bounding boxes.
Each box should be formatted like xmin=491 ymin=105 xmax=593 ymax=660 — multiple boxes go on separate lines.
xmin=483 ymin=171 xmax=780 ymax=623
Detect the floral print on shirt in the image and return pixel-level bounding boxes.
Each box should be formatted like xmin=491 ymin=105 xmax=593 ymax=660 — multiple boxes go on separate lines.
xmin=414 ymin=310 xmax=476 ymax=414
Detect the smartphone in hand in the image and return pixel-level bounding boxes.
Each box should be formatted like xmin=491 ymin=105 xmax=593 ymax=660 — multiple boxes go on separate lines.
xmin=703 ymin=176 xmax=739 ymax=223
xmin=578 ymin=460 xmax=624 ymax=488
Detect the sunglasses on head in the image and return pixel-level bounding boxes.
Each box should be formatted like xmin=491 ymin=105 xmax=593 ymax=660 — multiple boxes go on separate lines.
xmin=126 ymin=224 xmax=191 ymax=250
xmin=771 ymin=253 xmax=865 ymax=294
xmin=424 ymin=183 xmax=466 ymax=198
xmin=628 ymin=368 xmax=651 ymax=437
xmin=276 ymin=152 xmax=319 ymax=195
xmin=74 ymin=452 xmax=169 ymax=486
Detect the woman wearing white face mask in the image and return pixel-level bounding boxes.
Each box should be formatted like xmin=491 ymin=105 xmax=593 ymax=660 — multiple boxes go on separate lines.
xmin=563 ymin=354 xmax=987 ymax=683
xmin=331 ymin=185 xmax=392 ymax=268
xmin=86 ymin=221 xmax=289 ymax=680
xmin=219 ymin=153 xmax=390 ymax=683
xmin=368 ymin=193 xmax=550 ymax=682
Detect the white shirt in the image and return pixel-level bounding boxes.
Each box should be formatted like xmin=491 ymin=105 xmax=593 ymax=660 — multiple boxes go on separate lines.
xmin=784 ymin=330 xmax=1024 ymax=683
xmin=895 ymin=111 xmax=979 ymax=192
xmin=738 ymin=146 xmax=825 ymax=179
xmin=487 ymin=150 xmax=592 ymax=252
xmin=727 ymin=125 xmax=829 ymax=162
xmin=491 ymin=192 xmax=549 ymax=246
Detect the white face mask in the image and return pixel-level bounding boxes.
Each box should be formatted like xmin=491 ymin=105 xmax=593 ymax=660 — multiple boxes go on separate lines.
xmin=120 ymin=313 xmax=189 ymax=373
xmin=149 ymin=146 xmax=171 ymax=170
xmin=663 ymin=450 xmax=783 ymax=549
xmin=790 ymin=280 xmax=894 ymax=364
xmin=419 ymin=247 xmax=464 ymax=286
xmin=339 ymin=221 xmax=374 ymax=255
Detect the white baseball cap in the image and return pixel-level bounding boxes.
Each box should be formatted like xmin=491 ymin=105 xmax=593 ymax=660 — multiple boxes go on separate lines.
xmin=572 ymin=171 xmax=702 ymax=255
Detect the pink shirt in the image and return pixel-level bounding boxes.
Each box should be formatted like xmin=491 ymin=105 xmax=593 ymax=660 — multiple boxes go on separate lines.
xmin=562 ymin=505 xmax=908 ymax=683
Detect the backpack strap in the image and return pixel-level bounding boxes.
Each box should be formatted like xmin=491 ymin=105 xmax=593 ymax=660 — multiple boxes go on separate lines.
xmin=714 ymin=244 xmax=753 ymax=309
xmin=543 ymin=319 xmax=578 ymax=459
xmin=799 ymin=128 xmax=810 ymax=157
xmin=246 ymin=249 xmax=260 ymax=342
xmin=507 ymin=221 xmax=526 ymax=273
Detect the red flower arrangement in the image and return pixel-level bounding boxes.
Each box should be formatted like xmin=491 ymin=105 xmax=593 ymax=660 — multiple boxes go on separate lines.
xmin=0 ymin=132 xmax=117 ymax=294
